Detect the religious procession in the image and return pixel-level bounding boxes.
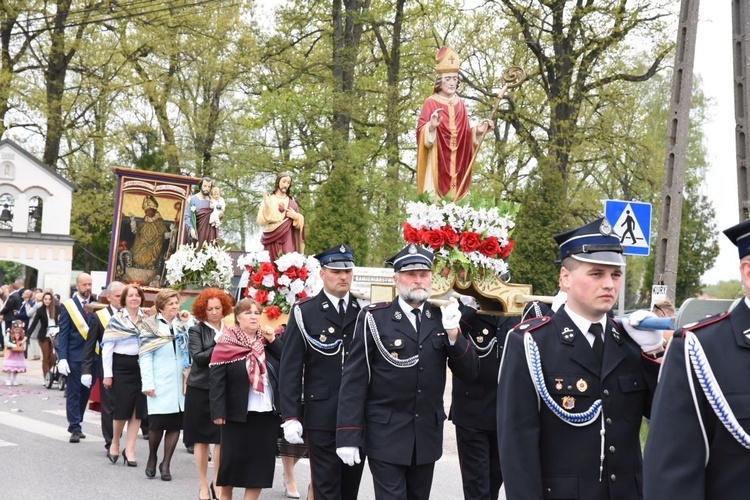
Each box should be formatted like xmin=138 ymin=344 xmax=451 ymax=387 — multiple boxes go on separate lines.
xmin=0 ymin=2 xmax=748 ymax=500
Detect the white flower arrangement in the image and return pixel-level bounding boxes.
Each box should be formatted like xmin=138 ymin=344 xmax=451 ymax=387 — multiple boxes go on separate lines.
xmin=165 ymin=242 xmax=234 ymax=291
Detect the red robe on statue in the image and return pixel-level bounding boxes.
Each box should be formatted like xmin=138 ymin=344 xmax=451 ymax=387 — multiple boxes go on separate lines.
xmin=416 ymin=94 xmax=475 ymax=200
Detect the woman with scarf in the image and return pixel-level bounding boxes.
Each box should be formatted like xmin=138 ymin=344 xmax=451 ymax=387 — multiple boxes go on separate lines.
xmin=185 ymin=288 xmax=233 ymax=500
xmin=139 ymin=288 xmax=192 ymax=481
xmin=101 ymin=284 xmax=148 ymax=466
xmin=210 ymin=298 xmax=282 ymax=500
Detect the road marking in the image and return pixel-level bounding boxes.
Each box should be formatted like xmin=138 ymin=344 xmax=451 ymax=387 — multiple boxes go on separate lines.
xmin=0 ymin=411 xmax=105 ymax=443
xmin=0 ymin=438 xmax=18 ymax=447
xmin=44 ymin=409 xmax=102 ymax=427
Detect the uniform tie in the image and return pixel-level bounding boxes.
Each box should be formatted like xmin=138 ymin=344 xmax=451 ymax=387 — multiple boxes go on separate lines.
xmin=411 ymin=308 xmax=421 ymax=333
xmin=590 ymin=322 xmax=604 ymax=365
xmin=338 ymin=298 xmax=346 ymax=321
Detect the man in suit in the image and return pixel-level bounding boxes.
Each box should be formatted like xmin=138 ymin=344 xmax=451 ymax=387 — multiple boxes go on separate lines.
xmin=81 ymin=281 xmax=124 ymax=452
xmin=643 ymin=219 xmax=750 ymax=499
xmin=497 ymin=218 xmax=665 ymax=500
xmin=450 ymin=309 xmax=519 ymax=500
xmin=58 ymin=273 xmax=95 ymax=443
xmin=280 ymin=244 xmax=365 ymax=499
xmin=336 ymin=244 xmax=478 ymax=499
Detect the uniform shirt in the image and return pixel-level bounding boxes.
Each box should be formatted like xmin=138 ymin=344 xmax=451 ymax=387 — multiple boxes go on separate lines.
xmin=564 ymin=305 xmax=606 ymax=348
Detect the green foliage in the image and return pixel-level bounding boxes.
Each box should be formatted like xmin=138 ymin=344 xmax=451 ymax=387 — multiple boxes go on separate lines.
xmin=702 ymin=280 xmax=743 ymax=300
xmin=306 ymin=166 xmax=369 ymax=264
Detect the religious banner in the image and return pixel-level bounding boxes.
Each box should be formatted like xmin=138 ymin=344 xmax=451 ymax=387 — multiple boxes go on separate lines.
xmin=107 ymin=167 xmax=199 ymax=287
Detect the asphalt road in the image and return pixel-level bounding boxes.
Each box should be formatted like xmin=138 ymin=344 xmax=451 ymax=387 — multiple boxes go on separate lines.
xmin=0 ymin=357 xmax=505 ymax=499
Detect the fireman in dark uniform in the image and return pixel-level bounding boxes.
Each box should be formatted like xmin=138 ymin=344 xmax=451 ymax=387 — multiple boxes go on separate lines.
xmin=497 ymin=217 xmax=665 ymax=500
xmin=336 ymin=244 xmax=479 ymax=500
xmin=643 ymin=220 xmax=750 ymax=499
xmin=279 ymin=244 xmax=365 ymax=499
xmin=450 ymin=307 xmax=519 ymax=499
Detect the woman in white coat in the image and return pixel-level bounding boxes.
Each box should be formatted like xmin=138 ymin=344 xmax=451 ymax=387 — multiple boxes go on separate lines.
xmin=139 ymin=288 xmax=192 ymax=481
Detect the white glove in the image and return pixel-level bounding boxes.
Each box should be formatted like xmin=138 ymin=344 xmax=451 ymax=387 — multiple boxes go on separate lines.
xmin=336 ymin=446 xmax=361 ymax=466
xmin=458 ymin=295 xmax=479 ymax=310
xmin=80 ymin=374 xmax=92 ymax=388
xmin=281 ymin=419 xmax=304 ymax=444
xmin=58 ymin=359 xmax=70 ymax=376
xmin=622 ymin=309 xmax=664 ymax=352
xmin=440 ymin=298 xmax=461 ymax=330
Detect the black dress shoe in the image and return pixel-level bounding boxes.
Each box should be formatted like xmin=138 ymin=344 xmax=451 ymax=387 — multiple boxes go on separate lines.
xmin=145 ymin=465 xmax=156 ymax=479
xmin=186 ymin=444 xmax=194 ymax=454
xmin=107 ymin=451 xmax=119 ymax=464
xmin=158 ymin=462 xmax=172 ymax=481
xmin=78 ymin=431 xmax=86 ymax=439
xmin=69 ymin=432 xmax=80 ymax=443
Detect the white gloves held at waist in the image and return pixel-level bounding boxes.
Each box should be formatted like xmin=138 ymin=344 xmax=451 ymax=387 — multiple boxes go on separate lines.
xmin=440 ymin=298 xmax=461 ymax=331
xmin=57 ymin=359 xmax=70 ymax=376
xmin=80 ymin=374 xmax=92 ymax=388
xmin=336 ymin=446 xmax=361 ymax=466
xmin=281 ymin=419 xmax=304 ymax=444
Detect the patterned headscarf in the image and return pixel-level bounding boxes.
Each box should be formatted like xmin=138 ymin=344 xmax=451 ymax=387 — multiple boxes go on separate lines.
xmin=210 ymin=325 xmax=267 ymax=394
xmin=138 ymin=314 xmax=190 ymax=370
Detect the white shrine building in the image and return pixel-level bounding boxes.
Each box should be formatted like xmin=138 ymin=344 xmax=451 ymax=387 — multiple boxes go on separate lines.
xmin=0 ymin=139 xmax=76 ymax=299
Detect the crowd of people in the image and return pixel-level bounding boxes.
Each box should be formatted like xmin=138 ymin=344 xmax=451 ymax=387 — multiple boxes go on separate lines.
xmin=2 ymin=213 xmax=749 ymax=500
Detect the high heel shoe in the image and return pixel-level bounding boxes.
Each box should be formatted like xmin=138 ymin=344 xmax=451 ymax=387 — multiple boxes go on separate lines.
xmin=106 ymin=451 xmax=119 ymax=464
xmin=158 ymin=462 xmax=172 ymax=481
xmin=145 ymin=461 xmax=156 ymax=479
xmin=210 ymin=482 xmax=217 ymax=500
xmin=123 ymin=450 xmax=137 ymax=467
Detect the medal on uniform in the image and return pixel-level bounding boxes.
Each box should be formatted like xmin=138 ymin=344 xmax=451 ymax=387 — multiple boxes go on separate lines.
xmin=576 ymin=379 xmax=588 ymax=392
xmin=562 ymin=396 xmax=576 ymax=410
xmin=555 ymin=378 xmax=563 ymax=391
xmin=320 ymin=334 xmax=327 ymax=342
xmin=476 ymin=336 xmax=484 ymax=344
xmin=391 ymin=351 xmax=399 ymax=359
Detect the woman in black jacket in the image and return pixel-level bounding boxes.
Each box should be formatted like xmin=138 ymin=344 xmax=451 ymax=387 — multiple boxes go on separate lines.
xmin=184 ymin=288 xmax=233 ymax=500
xmin=209 ymin=298 xmax=282 ymax=500
xmin=28 ymin=292 xmax=60 ymax=380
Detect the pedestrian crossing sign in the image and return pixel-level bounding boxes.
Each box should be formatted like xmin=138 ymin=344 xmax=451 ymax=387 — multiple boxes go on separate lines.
xmin=603 ymin=200 xmax=652 ymax=256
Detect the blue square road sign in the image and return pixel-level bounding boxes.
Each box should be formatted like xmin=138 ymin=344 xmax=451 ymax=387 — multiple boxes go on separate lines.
xmin=604 ymin=200 xmax=652 ymax=256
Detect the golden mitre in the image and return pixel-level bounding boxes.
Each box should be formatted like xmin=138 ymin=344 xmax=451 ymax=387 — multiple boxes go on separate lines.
xmin=436 ymin=46 xmax=460 ymax=74
xmin=142 ymin=195 xmax=159 ymax=210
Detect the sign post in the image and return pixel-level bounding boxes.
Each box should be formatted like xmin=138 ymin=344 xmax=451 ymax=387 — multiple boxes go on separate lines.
xmin=604 ymin=200 xmax=653 ymax=315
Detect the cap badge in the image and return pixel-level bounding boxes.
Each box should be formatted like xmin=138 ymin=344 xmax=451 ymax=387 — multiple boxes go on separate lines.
xmin=576 ymin=379 xmax=588 ymax=392
xmin=562 ymin=396 xmax=576 ymax=410
xmin=340 ymin=244 xmax=346 ymax=252
xmin=408 ymin=244 xmax=417 ymax=254
xmin=599 ymin=218 xmax=613 ymax=236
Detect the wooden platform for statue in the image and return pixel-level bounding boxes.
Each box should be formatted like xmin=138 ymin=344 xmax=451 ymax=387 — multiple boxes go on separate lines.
xmin=431 ymin=268 xmax=532 ymax=316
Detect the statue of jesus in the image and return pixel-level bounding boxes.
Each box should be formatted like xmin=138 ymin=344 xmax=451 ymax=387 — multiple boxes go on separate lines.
xmin=256 ymin=172 xmax=305 ymax=258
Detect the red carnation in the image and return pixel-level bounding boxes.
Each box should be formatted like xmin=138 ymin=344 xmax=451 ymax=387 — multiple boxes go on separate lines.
xmin=244 ymin=264 xmax=255 ymax=273
xmin=422 ymin=230 xmax=445 ymax=250
xmin=498 ymin=240 xmax=514 ymax=260
xmin=459 ymin=231 xmax=482 ymax=253
xmin=283 ymin=267 xmax=298 ymax=281
xmin=478 ymin=236 xmax=501 ymax=258
xmin=254 ymin=289 xmax=269 ymax=305
xmin=250 ymin=272 xmax=264 ymax=288
xmin=298 ymin=290 xmax=308 ymax=299
xmin=402 ymin=222 xmax=421 ymax=244
xmin=441 ymin=226 xmax=459 ymax=247
xmin=298 ymin=267 xmax=309 ymax=280
xmin=265 ymin=305 xmax=281 ymax=320
xmin=259 ymin=261 xmax=275 ymax=275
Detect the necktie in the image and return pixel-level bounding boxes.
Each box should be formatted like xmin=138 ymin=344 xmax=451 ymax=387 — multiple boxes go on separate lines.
xmin=412 ymin=308 xmax=421 ymax=333
xmin=338 ymin=299 xmax=346 ymax=321
xmin=590 ymin=322 xmax=604 ymax=365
